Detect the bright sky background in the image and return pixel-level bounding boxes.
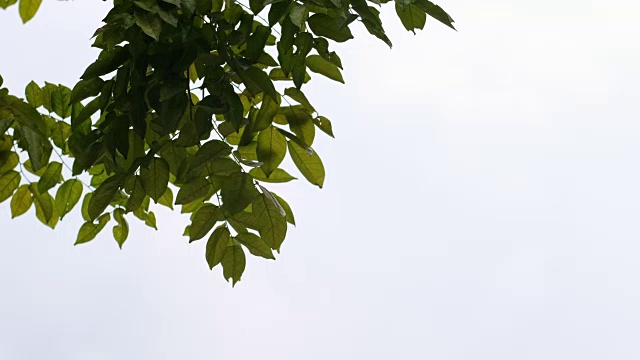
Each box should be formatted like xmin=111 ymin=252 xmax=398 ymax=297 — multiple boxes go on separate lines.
xmin=2 ymin=0 xmax=640 ymax=359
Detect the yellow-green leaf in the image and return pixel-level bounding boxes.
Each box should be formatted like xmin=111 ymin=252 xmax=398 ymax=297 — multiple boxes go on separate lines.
xmin=37 ymin=161 xmax=62 ymax=194
xmin=75 ymin=213 xmax=111 ymax=245
xmin=287 ymin=141 xmax=325 ymax=188
xmin=140 ymin=157 xmax=170 ymax=202
xmin=257 ymin=125 xmax=287 ymax=177
xmin=18 ymin=0 xmax=42 ymax=23
xmin=55 ymin=179 xmax=83 ymax=220
xmin=305 ymin=55 xmax=344 ymax=83
xmin=248 ymin=168 xmax=296 ymax=183
xmin=0 ymin=170 xmax=20 ymax=202
xmin=0 ymin=151 xmax=19 ymax=174
xmin=10 ymin=184 xmax=32 ymax=218
xmin=112 ymin=208 xmax=129 ymax=249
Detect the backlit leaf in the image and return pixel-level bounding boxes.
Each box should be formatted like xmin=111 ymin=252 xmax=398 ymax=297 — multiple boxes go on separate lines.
xmin=222 ymin=244 xmax=246 ymax=286
xmin=55 ymin=179 xmax=83 ymax=220
xmin=305 ymin=55 xmax=344 ymax=83
xmin=37 ymin=161 xmax=62 ymax=194
xmin=288 ymin=140 xmax=325 ymax=188
xmin=10 ymin=184 xmax=32 ymax=218
xmin=235 ymin=232 xmax=275 ymax=259
xmin=252 ymin=190 xmax=286 ymax=250
xmin=88 ymin=174 xmax=124 ymax=221
xmin=0 ymin=170 xmax=20 ymax=202
xmin=175 ymin=177 xmax=211 ymax=205
xmin=18 ymin=0 xmax=42 ymax=23
xmin=112 ymin=208 xmax=129 ymax=249
xmin=248 ymin=168 xmax=296 ymax=183
xmin=257 ymin=125 xmax=287 ymax=176
xmin=75 ymin=213 xmax=111 ymax=245
xmin=189 ymin=203 xmax=224 ymax=242
xmin=205 ymin=225 xmax=230 ymax=269
xmin=220 ymin=172 xmax=260 ymax=214
xmin=140 ymin=157 xmax=170 ymax=202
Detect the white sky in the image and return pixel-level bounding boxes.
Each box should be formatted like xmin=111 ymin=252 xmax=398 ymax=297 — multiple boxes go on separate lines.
xmin=2 ymin=0 xmax=640 ymax=359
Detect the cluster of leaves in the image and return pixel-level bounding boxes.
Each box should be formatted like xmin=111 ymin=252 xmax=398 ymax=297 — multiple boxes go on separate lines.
xmin=0 ymin=0 xmax=454 ymax=285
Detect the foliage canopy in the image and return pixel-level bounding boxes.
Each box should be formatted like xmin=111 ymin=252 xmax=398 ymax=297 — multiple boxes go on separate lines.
xmin=0 ymin=0 xmax=453 ymax=285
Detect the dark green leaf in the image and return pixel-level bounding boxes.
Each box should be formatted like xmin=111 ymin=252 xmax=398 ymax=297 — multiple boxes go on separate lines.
xmin=254 ymin=92 xmax=280 ymax=131
xmin=191 ymin=140 xmax=232 ymax=169
xmin=140 ymin=157 xmax=170 ymax=202
xmin=81 ymin=46 xmax=129 ymax=79
xmin=88 ymin=174 xmax=125 ymax=221
xmin=395 ymin=1 xmax=426 ymax=33
xmin=307 ymin=14 xmax=354 ymax=43
xmin=236 ymin=66 xmax=277 ymax=100
xmin=205 ymin=225 xmax=230 ymax=269
xmin=135 ymin=11 xmax=163 ymax=40
xmin=222 ymin=244 xmax=246 ymax=286
xmin=235 ymin=232 xmax=274 ymax=259
xmin=125 ymin=175 xmax=146 ymax=212
xmin=175 ymin=177 xmax=211 ymax=205
xmin=69 ymin=78 xmax=105 ymax=104
xmin=220 ymin=172 xmax=260 ymax=215
xmin=189 ymin=203 xmax=224 ymax=242
xmin=416 ymin=0 xmax=456 ymax=30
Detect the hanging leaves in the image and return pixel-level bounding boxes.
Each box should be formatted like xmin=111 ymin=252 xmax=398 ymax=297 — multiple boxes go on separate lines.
xmin=0 ymin=0 xmax=454 ymax=285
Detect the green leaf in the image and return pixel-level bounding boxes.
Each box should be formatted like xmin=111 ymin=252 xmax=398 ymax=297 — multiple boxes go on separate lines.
xmin=72 ymin=97 xmax=100 ymax=129
xmin=305 ymin=55 xmax=344 ymax=83
xmin=81 ymin=193 xmax=92 ymax=221
xmin=135 ymin=11 xmax=163 ymax=40
xmin=50 ymin=121 xmax=71 ymax=151
xmin=157 ymin=187 xmax=174 ymax=209
xmin=312 ymin=116 xmax=334 ymax=137
xmin=222 ymin=244 xmax=246 ymax=286
xmin=307 ymin=14 xmax=354 ymax=43
xmin=254 ymin=92 xmax=281 ymax=131
xmin=69 ymin=78 xmax=105 ymax=104
xmin=0 ymin=170 xmax=20 ymax=202
xmin=271 ymin=192 xmax=295 ymax=225
xmin=55 ymin=179 xmax=83 ymax=220
xmin=0 ymin=151 xmax=19 ymax=174
xmin=175 ymin=176 xmax=211 ymax=205
xmin=289 ymin=4 xmax=308 ymax=28
xmin=88 ymin=174 xmax=124 ymax=221
xmin=25 ymin=81 xmax=43 ymax=108
xmin=220 ymin=172 xmax=260 ymax=215
xmin=248 ymin=168 xmax=296 ymax=183
xmin=37 ymin=161 xmax=62 ymax=194
xmin=205 ymin=225 xmax=230 ymax=269
xmin=75 ymin=213 xmax=111 ymax=245
xmin=288 ymin=141 xmax=325 ymax=188
xmin=18 ymin=0 xmax=42 ymax=23
xmin=236 ymin=66 xmax=277 ymax=100
xmin=235 ymin=232 xmax=275 ymax=260
xmin=140 ymin=157 xmax=170 ymax=202
xmin=395 ymin=1 xmax=426 ymax=33
xmin=125 ymin=175 xmax=146 ymax=212
xmin=51 ymin=85 xmax=72 ymax=119
xmin=257 ymin=125 xmax=287 ymax=177
xmin=191 ymin=140 xmax=232 ymax=170
xmin=112 ymin=208 xmax=129 ymax=249
xmin=0 ymin=0 xmax=18 ymax=10
xmin=416 ymin=0 xmax=455 ymax=30
xmin=284 ymin=87 xmax=315 ymax=112
xmin=11 ymin=184 xmax=32 ymax=218
xmin=81 ymin=46 xmax=129 ymax=79
xmin=30 ymin=183 xmax=53 ymax=225
xmin=252 ymin=190 xmax=287 ymax=250
xmin=189 ymin=203 xmax=224 ymax=242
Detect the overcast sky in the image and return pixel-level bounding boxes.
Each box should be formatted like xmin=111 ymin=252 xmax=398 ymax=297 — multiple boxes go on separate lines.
xmin=2 ymin=0 xmax=640 ymax=359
